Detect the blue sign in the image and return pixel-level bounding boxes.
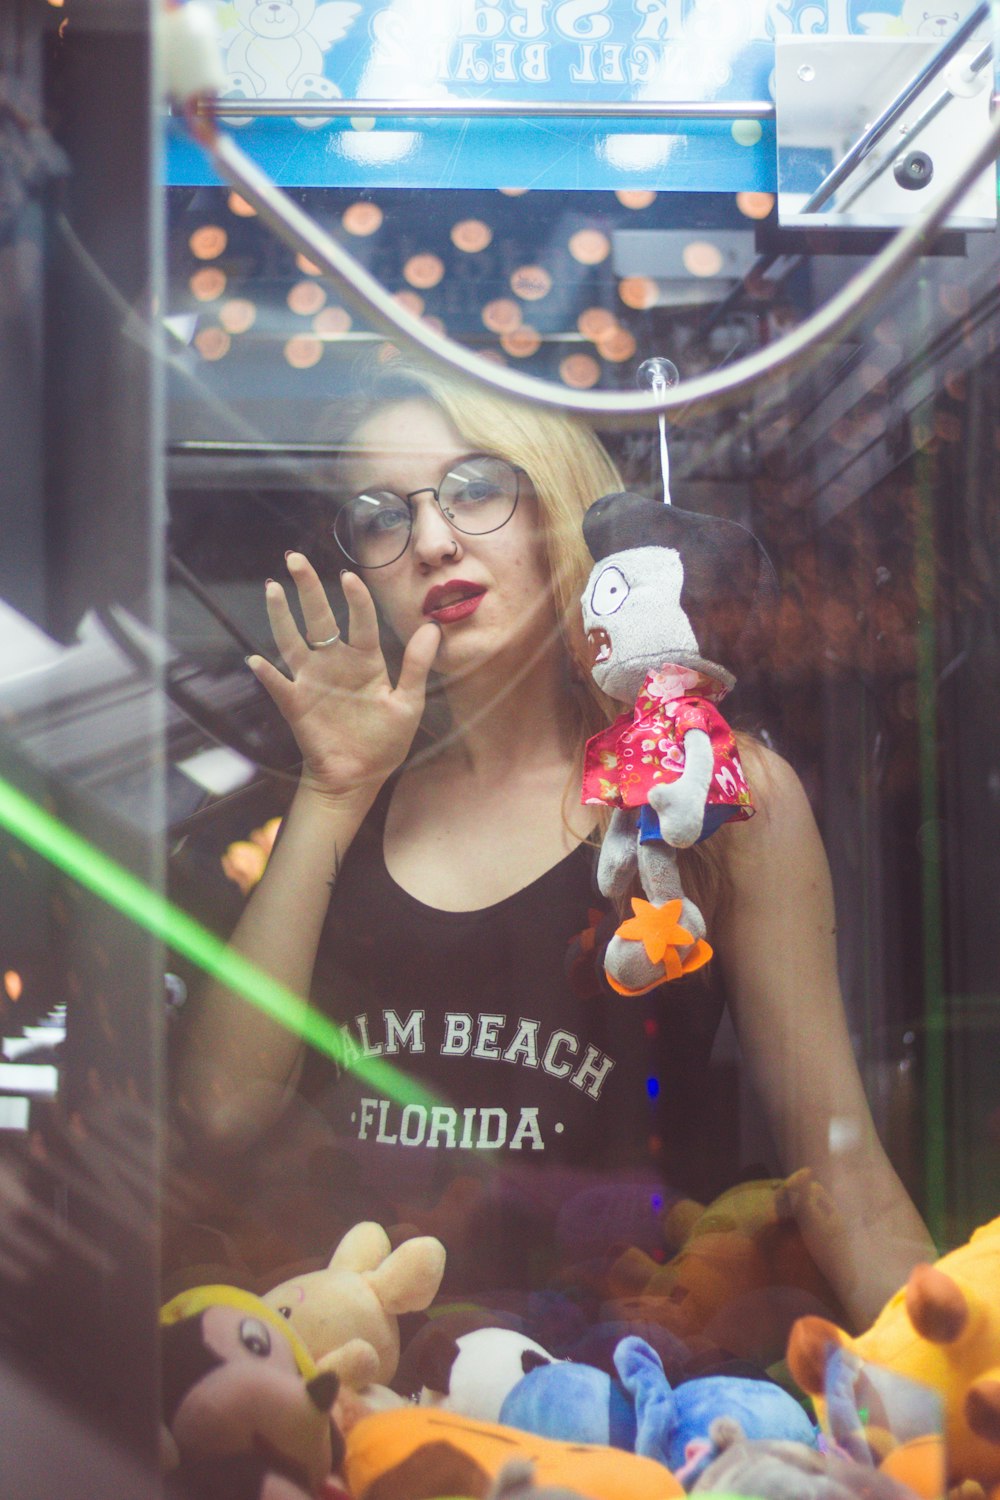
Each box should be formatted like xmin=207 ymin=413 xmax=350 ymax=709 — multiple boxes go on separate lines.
xmin=166 ymin=1 xmax=975 ymax=190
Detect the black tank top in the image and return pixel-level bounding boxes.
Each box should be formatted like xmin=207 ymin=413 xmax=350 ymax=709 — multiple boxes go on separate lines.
xmin=297 ymin=792 xmax=729 ymax=1293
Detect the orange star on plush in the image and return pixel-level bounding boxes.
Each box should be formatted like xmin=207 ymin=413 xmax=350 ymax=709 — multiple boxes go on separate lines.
xmin=616 ymin=897 xmax=713 ymax=983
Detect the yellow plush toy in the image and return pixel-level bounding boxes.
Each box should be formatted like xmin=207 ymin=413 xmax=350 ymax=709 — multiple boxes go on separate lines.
xmin=787 ymin=1215 xmax=1000 ymax=1490
xmin=262 ymin=1222 xmax=446 ymax=1388
xmin=606 ymin=1171 xmax=847 ymax=1365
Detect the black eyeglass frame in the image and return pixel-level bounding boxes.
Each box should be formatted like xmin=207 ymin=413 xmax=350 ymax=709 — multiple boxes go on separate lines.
xmin=332 ymin=454 xmax=524 ymax=569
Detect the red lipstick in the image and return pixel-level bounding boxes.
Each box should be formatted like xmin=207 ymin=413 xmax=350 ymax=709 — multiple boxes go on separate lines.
xmin=422 ymin=581 xmax=486 ymax=624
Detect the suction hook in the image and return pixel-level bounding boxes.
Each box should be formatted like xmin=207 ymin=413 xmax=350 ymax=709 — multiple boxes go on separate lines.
xmin=637 ymin=358 xmax=679 ymax=506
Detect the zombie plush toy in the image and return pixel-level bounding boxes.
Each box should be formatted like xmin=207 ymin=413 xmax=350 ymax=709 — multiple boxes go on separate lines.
xmin=580 ymin=490 xmax=775 ymax=996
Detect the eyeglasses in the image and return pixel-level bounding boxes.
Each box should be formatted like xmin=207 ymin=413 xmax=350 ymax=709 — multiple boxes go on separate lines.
xmin=332 ymin=454 xmax=522 ymax=569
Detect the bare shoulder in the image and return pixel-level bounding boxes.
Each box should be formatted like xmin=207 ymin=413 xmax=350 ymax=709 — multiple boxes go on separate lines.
xmin=719 ymin=740 xmax=831 ymax=903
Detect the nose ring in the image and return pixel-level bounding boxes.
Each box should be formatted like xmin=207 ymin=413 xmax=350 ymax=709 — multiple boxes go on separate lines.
xmin=447 ymin=538 xmax=458 ymax=559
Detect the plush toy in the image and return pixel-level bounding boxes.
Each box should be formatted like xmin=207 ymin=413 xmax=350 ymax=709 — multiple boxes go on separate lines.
xmin=786 ymin=1214 xmax=1000 ymax=1488
xmin=688 ymin=1417 xmax=920 ymax=1498
xmin=606 ymin=1172 xmax=847 ymax=1366
xmin=498 ymin=1334 xmax=817 ymax=1486
xmin=343 ymin=1404 xmax=685 ymax=1500
xmin=261 ymin=1221 xmax=446 ymax=1387
xmin=415 ymin=1326 xmax=557 ymax=1424
xmin=159 ymin=1284 xmax=344 ymax=1500
xmin=579 ymin=490 xmax=775 ymax=994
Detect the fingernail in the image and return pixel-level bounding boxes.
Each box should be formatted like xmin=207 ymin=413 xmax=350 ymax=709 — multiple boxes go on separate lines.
xmin=265 ymin=578 xmax=275 ymax=587
xmin=244 ymin=655 xmax=255 ymax=666
xmin=340 ymin=569 xmax=353 ymax=580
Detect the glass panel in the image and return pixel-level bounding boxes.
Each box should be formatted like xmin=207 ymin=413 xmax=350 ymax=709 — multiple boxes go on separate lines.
xmin=5 ymin=0 xmax=1000 ymax=1494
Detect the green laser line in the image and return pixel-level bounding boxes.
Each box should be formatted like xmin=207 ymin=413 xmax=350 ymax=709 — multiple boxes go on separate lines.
xmin=0 ymin=775 xmax=437 ymax=1112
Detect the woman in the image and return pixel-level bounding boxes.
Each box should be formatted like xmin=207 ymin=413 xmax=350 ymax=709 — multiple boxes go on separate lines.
xmin=182 ymin=356 xmax=933 ymax=1328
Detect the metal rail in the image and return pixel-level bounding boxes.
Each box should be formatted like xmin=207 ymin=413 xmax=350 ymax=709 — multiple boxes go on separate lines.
xmin=199 ymin=100 xmax=1000 ymax=423
xmin=800 ymin=0 xmax=990 ymax=213
xmin=203 ymin=96 xmax=775 ymax=121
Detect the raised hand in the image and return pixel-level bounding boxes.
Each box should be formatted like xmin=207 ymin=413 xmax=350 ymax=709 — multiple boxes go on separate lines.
xmin=246 ymin=552 xmax=440 ymax=804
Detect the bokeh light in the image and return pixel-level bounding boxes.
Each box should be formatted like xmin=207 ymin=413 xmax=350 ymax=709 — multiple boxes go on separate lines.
xmin=500 ymin=325 xmax=541 ymax=358
xmin=422 ymin=315 xmax=446 ymax=335
xmin=284 ymin=335 xmax=324 ymax=369
xmin=595 ymin=325 xmax=637 ymax=362
xmin=736 ymin=191 xmax=775 ymax=220
xmin=313 ymin=305 xmax=352 ymax=335
xmin=481 ymin=298 xmax=522 ymax=334
xmin=498 ymin=186 xmax=528 ymax=196
xmin=682 ymin=240 xmax=725 ymax=277
xmin=568 ymin=228 xmax=611 ymax=265
xmin=227 ymin=192 xmax=257 ymax=218
xmin=560 ymin=353 xmax=600 ymax=389
xmin=342 ymin=202 xmax=384 ymax=236
xmin=189 ymin=225 xmax=227 ymax=260
xmin=219 ymin=298 xmax=257 ymax=334
xmin=510 ymin=265 xmax=552 ymax=301
xmin=296 ymin=253 xmax=323 ymax=275
xmin=616 ymin=189 xmax=657 ymax=210
xmin=189 ymin=267 xmax=227 ymax=302
xmin=451 ymin=219 xmax=493 ymax=252
xmin=3 ymin=970 xmax=23 ymax=1001
xmin=404 ymin=253 xmax=445 ymax=289
xmin=393 ymin=290 xmax=425 ymax=317
xmin=194 ymin=327 xmax=231 ymax=361
xmin=578 ymin=306 xmax=617 ymax=339
xmin=288 ymin=280 xmax=327 ymax=315
xmin=618 ymin=276 xmax=658 ymax=310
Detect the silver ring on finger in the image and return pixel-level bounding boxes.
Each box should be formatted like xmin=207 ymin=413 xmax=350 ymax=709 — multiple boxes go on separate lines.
xmin=307 ymin=631 xmax=342 ymax=649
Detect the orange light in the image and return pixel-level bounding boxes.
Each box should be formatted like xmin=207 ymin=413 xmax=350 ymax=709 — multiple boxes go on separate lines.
xmin=3 ymin=971 xmax=23 ymax=1001
xmin=296 ymin=253 xmax=323 ymax=276
xmin=498 ymin=186 xmax=528 ymax=196
xmin=736 ymin=191 xmax=775 ymax=221
xmin=618 ymin=276 xmax=658 ymax=310
xmin=313 ymin=305 xmax=352 ymax=335
xmin=451 ymin=219 xmax=493 ymax=253
xmin=404 ymin=253 xmax=445 ymax=290
xmin=189 ymin=225 xmax=228 ymax=261
xmin=393 ymin=290 xmax=425 ymax=317
xmin=227 ymin=191 xmax=257 ymax=218
xmin=481 ymin=298 xmax=522 ymax=334
xmin=422 ymin=315 xmax=446 ymax=335
xmin=219 ymin=298 xmax=256 ymax=334
xmin=500 ymin=325 xmax=541 ymax=358
xmin=595 ymin=325 xmax=637 ymax=362
xmin=288 ymin=280 xmax=327 ymax=316
xmin=510 ymin=265 xmax=552 ymax=301
xmin=682 ymin=240 xmax=725 ymax=277
xmin=568 ymin=229 xmax=611 ymax=266
xmin=284 ymin=335 xmax=324 ymax=369
xmin=194 ymin=327 xmax=231 ymax=361
xmin=559 ymin=353 xmax=600 ymax=389
xmin=577 ymin=306 xmax=617 ymax=340
xmin=616 ymin=189 xmax=656 ymax=210
xmin=342 ymin=202 xmax=384 ymax=236
xmin=189 ymin=267 xmax=227 ymax=302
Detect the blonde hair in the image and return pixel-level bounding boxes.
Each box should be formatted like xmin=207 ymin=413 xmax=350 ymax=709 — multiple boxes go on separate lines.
xmin=331 ymin=354 xmax=622 ymax=745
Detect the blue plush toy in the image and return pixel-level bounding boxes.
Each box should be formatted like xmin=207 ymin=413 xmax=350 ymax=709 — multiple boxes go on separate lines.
xmin=498 ymin=1335 xmax=817 ymax=1487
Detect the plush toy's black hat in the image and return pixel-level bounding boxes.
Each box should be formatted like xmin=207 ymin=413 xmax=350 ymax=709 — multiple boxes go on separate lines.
xmin=583 ymin=491 xmax=778 ymax=679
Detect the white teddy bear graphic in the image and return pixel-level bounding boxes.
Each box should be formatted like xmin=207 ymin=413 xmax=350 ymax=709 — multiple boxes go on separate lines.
xmin=858 ymin=2 xmax=963 ymax=37
xmin=219 ymin=0 xmax=361 ymax=127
